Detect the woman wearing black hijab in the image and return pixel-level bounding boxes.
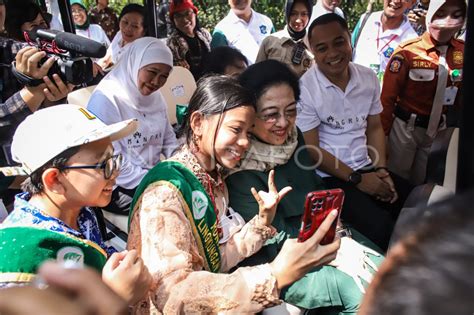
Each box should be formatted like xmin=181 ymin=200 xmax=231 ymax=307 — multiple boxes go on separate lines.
xmin=255 ymin=0 xmax=313 ymax=77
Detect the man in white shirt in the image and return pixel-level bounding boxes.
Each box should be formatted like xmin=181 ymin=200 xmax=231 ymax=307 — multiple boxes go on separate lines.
xmin=310 ymin=0 xmax=345 ymax=24
xmin=352 ymin=0 xmax=417 ymax=81
xmin=297 ymin=13 xmax=410 ymax=251
xmin=211 ymin=0 xmax=274 ymax=64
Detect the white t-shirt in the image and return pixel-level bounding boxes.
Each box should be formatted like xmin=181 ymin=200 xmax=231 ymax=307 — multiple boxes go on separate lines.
xmin=296 ymin=63 xmax=383 ymax=176
xmin=309 ymin=1 xmax=345 ymax=25
xmin=352 ymin=11 xmax=417 ymax=74
xmin=212 ymin=9 xmax=274 ymax=64
xmin=87 ymin=91 xmax=177 ymax=189
xmin=76 ymin=24 xmax=111 ymax=47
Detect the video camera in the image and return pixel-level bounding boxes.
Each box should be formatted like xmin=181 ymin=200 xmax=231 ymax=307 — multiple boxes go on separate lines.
xmin=14 ymin=29 xmax=107 ymax=86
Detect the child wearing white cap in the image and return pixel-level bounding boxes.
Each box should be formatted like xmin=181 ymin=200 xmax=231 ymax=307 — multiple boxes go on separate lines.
xmin=0 ymin=104 xmax=151 ymax=306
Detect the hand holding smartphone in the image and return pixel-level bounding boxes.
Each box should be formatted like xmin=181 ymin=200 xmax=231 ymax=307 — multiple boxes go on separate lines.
xmin=298 ymin=189 xmax=344 ymax=244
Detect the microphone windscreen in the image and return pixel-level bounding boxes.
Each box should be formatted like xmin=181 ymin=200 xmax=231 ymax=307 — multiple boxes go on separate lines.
xmin=36 ymin=29 xmax=107 ymax=58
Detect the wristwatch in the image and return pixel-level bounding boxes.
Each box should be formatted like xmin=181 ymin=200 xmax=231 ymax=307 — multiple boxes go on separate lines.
xmin=348 ymin=171 xmax=362 ymax=185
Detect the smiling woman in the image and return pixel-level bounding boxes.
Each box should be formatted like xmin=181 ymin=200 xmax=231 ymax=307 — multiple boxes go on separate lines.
xmin=87 ymin=37 xmax=178 ymax=215
xmin=69 ymin=0 xmax=110 ymax=47
xmin=256 ymin=0 xmax=314 ymax=77
xmin=166 ymin=0 xmax=212 ymax=80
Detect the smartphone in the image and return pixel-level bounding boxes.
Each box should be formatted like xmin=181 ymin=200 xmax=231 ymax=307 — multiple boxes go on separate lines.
xmin=297 ymin=189 xmax=344 ymax=244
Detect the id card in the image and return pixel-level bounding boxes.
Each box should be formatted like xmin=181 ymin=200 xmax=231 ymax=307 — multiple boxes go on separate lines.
xmin=444 ymin=86 xmax=458 ymax=105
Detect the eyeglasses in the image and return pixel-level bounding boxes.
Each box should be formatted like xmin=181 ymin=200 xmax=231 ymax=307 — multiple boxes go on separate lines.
xmin=60 ymin=154 xmax=122 ymax=180
xmin=257 ymin=109 xmax=297 ymax=124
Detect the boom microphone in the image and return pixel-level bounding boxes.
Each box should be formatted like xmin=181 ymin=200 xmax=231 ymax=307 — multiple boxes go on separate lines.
xmin=35 ymin=29 xmax=107 ymax=58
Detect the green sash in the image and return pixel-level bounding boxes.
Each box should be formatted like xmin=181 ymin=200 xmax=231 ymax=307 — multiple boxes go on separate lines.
xmin=130 ymin=161 xmax=221 ymax=273
xmin=0 ymin=226 xmax=107 ymax=284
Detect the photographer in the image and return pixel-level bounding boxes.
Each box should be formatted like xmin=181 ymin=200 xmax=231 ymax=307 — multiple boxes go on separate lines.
xmin=1 ymin=46 xmax=73 ymax=206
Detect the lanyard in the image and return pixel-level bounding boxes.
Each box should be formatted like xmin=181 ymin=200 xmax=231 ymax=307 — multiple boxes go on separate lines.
xmin=376 ymin=24 xmax=398 ymax=54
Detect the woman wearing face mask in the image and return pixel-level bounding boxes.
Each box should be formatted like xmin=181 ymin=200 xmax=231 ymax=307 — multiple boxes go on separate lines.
xmin=166 ymin=0 xmax=211 ymax=80
xmin=256 ymin=0 xmax=313 ymax=77
xmin=87 ymin=37 xmax=178 ymax=215
xmin=98 ymin=4 xmax=147 ymax=70
xmin=70 ymin=0 xmax=110 ymax=47
xmin=127 ymin=75 xmax=341 ymax=314
xmin=381 ymin=0 xmax=466 ymax=185
xmin=226 ymin=60 xmax=383 ymax=314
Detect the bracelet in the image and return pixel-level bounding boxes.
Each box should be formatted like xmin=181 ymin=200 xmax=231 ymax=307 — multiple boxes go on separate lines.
xmin=374 ymin=166 xmax=389 ymax=172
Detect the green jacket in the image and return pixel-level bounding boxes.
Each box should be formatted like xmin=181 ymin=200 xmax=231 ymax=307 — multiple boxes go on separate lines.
xmin=226 ymin=129 xmax=383 ymax=313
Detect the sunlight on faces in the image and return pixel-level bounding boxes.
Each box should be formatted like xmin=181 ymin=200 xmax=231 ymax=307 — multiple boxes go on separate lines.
xmin=194 ymin=106 xmax=255 ymax=170
xmin=383 ymin=0 xmax=414 ymax=18
xmin=310 ymin=21 xmax=352 ymax=81
xmin=254 ymin=84 xmax=297 ymax=146
xmin=56 ymin=138 xmax=116 ymax=208
xmin=173 ymin=8 xmax=196 ymax=37
xmin=289 ymin=1 xmax=310 ymax=32
xmin=322 ymin=0 xmax=342 ymax=12
xmin=137 ymin=63 xmax=172 ymax=96
xmin=21 ymin=13 xmax=48 ymax=33
xmin=429 ymin=0 xmax=466 ymax=43
xmin=119 ymin=12 xmax=145 ymax=44
xmin=71 ymin=4 xmax=87 ymax=26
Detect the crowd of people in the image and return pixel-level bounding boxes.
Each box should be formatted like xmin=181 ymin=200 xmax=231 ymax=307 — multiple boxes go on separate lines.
xmin=0 ymin=0 xmax=470 ymax=314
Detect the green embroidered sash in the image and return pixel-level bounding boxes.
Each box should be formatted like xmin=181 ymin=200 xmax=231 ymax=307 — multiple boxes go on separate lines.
xmin=0 ymin=226 xmax=107 ymax=284
xmin=129 ymin=161 xmax=221 ymax=273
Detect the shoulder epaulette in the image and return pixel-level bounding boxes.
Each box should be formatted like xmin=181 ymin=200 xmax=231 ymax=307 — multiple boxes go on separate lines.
xmin=399 ymin=37 xmax=422 ymax=48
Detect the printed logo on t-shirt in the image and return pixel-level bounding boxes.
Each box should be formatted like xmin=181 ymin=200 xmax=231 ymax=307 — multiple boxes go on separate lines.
xmin=259 ymin=25 xmax=267 ymax=34
xmin=325 ymin=115 xmax=367 ymax=130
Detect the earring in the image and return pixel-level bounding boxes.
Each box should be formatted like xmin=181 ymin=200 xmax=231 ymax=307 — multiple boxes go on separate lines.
xmin=191 ymin=133 xmax=200 ymax=154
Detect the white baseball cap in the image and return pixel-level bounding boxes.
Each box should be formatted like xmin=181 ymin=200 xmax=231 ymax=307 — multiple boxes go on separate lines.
xmin=7 ymin=104 xmax=138 ymax=176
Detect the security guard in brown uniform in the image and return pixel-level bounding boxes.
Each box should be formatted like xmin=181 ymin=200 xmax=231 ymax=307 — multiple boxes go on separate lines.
xmin=381 ymin=0 xmax=466 ymax=185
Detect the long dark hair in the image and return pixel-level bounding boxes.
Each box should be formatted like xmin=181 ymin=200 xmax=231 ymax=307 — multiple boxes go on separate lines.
xmin=177 ymin=75 xmax=256 ymax=145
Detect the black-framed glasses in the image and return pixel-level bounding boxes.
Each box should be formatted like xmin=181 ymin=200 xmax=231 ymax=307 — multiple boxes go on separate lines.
xmin=60 ymin=154 xmax=122 ymax=180
xmin=257 ymin=108 xmax=297 ymax=124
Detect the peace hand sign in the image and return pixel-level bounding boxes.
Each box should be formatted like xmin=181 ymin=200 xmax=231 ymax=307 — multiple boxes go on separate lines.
xmin=251 ymin=170 xmax=292 ymax=227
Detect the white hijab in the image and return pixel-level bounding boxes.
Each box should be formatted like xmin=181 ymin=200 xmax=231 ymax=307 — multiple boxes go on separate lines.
xmin=95 ymin=37 xmax=173 ymax=114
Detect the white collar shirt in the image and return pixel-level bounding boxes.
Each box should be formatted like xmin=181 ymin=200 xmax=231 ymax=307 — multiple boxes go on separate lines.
xmin=214 ymin=9 xmax=273 ymax=64
xmin=296 ymin=63 xmax=383 ymax=176
xmin=352 ymin=11 xmax=418 ymax=74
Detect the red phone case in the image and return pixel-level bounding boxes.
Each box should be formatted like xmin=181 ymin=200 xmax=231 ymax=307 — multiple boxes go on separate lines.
xmin=297 ymin=189 xmax=344 ymax=243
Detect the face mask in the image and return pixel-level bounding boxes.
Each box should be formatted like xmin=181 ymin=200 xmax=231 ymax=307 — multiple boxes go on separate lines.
xmin=429 ymin=16 xmax=464 ymax=42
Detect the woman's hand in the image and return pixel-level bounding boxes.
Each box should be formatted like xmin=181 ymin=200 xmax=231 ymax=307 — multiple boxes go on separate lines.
xmin=251 ymin=170 xmax=292 ymax=227
xmin=102 ymin=250 xmax=152 ymax=305
xmin=328 ymin=237 xmax=380 ymax=293
xmin=269 ymin=210 xmax=340 ymax=290
xmin=15 ymin=46 xmax=56 ymax=79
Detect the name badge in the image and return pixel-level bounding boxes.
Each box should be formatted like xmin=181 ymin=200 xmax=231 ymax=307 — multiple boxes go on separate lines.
xmin=444 ymin=86 xmax=458 ymax=105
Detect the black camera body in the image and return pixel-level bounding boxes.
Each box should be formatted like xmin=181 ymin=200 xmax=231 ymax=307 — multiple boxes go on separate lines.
xmin=41 ymin=54 xmax=94 ymax=86
xmin=20 ymin=29 xmax=106 ymax=86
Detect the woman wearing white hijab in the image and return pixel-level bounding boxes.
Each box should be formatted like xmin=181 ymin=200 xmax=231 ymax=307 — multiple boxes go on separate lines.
xmin=87 ymin=37 xmax=178 ymax=214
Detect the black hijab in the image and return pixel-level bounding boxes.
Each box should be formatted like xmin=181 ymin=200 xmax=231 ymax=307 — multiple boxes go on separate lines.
xmin=285 ymin=0 xmax=312 ymax=41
